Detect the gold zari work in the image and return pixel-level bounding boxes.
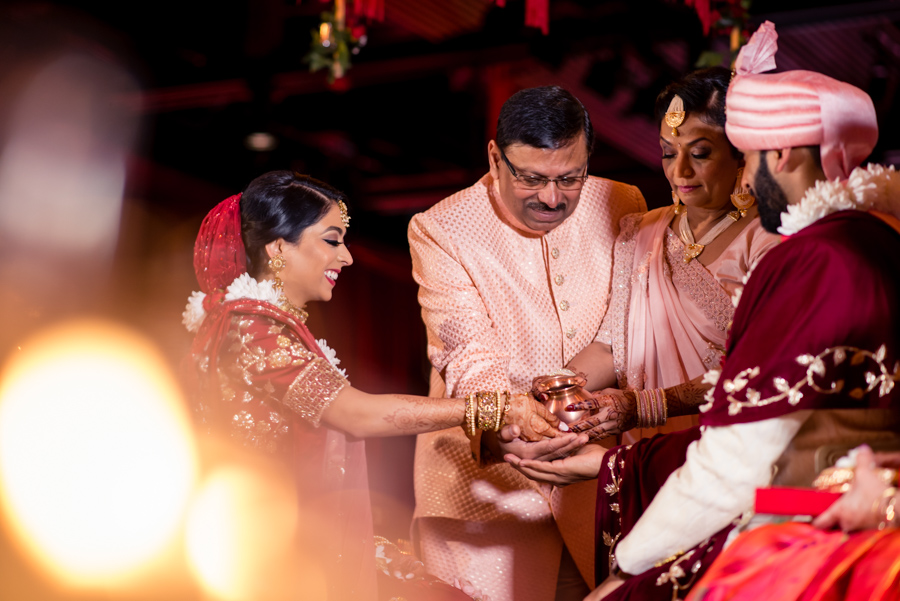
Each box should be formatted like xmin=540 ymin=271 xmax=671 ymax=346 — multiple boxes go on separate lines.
xmin=201 ymin=314 xmax=346 ymax=452
xmin=711 ymin=344 xmax=900 ymax=416
xmin=284 ymin=357 xmax=349 ymax=427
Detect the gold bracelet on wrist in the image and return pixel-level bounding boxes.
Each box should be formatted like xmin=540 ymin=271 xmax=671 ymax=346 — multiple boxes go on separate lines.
xmin=499 ymin=392 xmax=511 ymax=429
xmin=472 ymin=390 xmax=510 ymax=432
xmin=475 ymin=391 xmax=492 ymax=431
xmin=464 ymin=393 xmax=477 ymax=438
xmin=635 ymin=388 xmax=667 ymax=428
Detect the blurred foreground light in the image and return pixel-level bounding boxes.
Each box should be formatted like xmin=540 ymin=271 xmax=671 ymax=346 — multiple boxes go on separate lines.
xmin=0 ymin=54 xmax=137 ymax=258
xmin=244 ymin=131 xmax=278 ymax=152
xmin=319 ymin=22 xmax=333 ymax=47
xmin=185 ymin=464 xmax=317 ymax=601
xmin=0 ymin=320 xmax=197 ymax=588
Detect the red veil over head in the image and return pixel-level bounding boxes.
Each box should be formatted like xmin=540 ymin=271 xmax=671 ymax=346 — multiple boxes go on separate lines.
xmin=192 ymin=194 xmax=247 ymax=306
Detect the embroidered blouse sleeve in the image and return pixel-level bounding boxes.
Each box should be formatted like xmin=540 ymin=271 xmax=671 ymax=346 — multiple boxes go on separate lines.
xmin=219 ymin=313 xmax=348 ymax=427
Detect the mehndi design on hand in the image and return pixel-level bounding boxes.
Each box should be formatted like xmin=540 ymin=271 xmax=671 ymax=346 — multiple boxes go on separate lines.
xmin=505 ymin=393 xmax=563 ymax=441
xmin=566 ymin=389 xmax=637 ymax=441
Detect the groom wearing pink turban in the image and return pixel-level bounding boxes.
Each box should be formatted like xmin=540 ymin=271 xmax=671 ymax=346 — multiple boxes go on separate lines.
xmin=724 ymin=20 xmax=883 ymax=233
xmin=505 ymin=21 xmax=900 ymax=601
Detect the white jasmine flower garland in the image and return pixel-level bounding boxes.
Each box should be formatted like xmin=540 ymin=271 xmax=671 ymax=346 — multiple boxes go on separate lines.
xmin=315 ymin=338 xmax=347 ymax=378
xmin=182 ymin=273 xmax=279 ymax=333
xmin=182 ymin=272 xmax=347 ymax=378
xmin=778 ymin=163 xmax=900 ymax=235
xmin=699 ymin=164 xmax=899 ymax=414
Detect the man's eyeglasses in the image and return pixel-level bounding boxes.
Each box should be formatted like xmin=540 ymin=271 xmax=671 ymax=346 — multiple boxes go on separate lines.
xmin=498 ymin=146 xmax=589 ymax=191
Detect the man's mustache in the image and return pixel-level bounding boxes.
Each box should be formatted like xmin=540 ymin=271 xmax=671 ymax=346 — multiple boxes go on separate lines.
xmin=526 ymin=202 xmax=566 ymax=213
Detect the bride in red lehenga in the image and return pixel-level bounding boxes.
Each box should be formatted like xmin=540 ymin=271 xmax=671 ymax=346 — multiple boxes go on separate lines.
xmin=183 ymin=170 xmax=563 ymax=601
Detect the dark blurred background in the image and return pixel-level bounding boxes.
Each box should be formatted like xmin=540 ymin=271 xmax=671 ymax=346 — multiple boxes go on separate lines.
xmin=0 ymin=0 xmax=898 ymax=577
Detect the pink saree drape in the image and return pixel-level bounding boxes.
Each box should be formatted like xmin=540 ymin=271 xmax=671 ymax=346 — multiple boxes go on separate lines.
xmin=598 ymin=206 xmax=779 ymax=440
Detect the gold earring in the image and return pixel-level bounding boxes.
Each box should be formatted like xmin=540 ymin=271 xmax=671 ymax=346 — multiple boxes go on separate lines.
xmin=672 ymin=190 xmax=684 ymax=215
xmin=729 ymin=167 xmax=755 ymax=221
xmin=268 ymin=254 xmax=286 ymax=290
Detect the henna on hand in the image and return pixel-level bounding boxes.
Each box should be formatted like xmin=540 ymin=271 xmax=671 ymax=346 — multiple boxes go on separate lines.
xmin=382 ymin=395 xmax=460 ymax=434
xmin=505 ymin=393 xmax=561 ymax=442
xmin=663 ymin=375 xmax=712 ymax=417
xmin=568 ymin=390 xmax=637 ymax=442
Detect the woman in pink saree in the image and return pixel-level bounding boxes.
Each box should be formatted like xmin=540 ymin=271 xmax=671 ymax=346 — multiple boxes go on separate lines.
xmin=556 ymin=67 xmax=780 ymax=442
xmin=184 ymin=171 xmax=561 ymax=601
xmin=513 ymin=66 xmax=780 ymax=600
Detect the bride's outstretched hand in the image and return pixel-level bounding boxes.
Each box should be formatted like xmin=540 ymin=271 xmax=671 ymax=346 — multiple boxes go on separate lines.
xmin=504 ymin=393 xmax=565 ymax=442
xmin=566 ymin=388 xmax=636 ymax=441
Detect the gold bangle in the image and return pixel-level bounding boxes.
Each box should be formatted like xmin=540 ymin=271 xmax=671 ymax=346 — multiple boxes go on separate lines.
xmin=654 ymin=387 xmax=667 ymax=426
xmin=499 ymin=392 xmax=511 ymax=429
xmin=464 ymin=393 xmax=477 ymax=438
xmin=634 ymin=390 xmax=645 ymax=428
xmin=635 ymin=388 xmax=667 ymax=428
xmin=475 ymin=391 xmax=491 ymax=431
xmin=472 ymin=390 xmax=510 ymax=432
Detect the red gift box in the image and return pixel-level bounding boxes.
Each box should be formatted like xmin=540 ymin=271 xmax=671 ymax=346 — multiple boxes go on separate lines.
xmin=755 ymin=487 xmax=842 ymax=516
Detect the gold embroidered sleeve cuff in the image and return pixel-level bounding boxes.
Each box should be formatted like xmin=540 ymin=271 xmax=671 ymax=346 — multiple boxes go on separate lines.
xmin=283 ymin=357 xmax=349 ymax=427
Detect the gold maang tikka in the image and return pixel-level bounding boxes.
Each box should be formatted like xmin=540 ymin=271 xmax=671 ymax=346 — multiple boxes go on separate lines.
xmin=665 ymin=94 xmax=686 ymax=136
xmin=338 ymin=200 xmax=350 ymax=229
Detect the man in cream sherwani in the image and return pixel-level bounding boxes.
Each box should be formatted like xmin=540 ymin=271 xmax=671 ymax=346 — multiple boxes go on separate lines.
xmin=408 ymin=85 xmax=646 ymax=601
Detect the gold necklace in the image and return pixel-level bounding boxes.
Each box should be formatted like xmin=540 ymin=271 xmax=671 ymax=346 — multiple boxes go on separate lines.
xmin=277 ymin=295 xmax=308 ymax=323
xmin=677 ymin=210 xmax=740 ymax=263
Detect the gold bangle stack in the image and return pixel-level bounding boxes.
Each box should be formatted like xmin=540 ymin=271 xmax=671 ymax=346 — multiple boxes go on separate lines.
xmin=635 ymin=388 xmax=667 ymax=428
xmin=464 ymin=391 xmax=511 ymax=436
xmin=464 ymin=393 xmax=478 ymax=438
xmin=876 ymin=486 xmax=899 ymax=530
xmin=814 ymin=466 xmax=898 ymax=493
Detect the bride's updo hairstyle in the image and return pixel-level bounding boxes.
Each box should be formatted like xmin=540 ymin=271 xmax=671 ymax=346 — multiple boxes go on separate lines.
xmin=654 ymin=66 xmax=740 ymax=158
xmin=240 ymin=170 xmax=349 ymax=278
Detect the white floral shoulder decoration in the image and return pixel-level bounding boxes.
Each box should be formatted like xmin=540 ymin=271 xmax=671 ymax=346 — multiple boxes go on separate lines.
xmin=316 ymin=338 xmax=347 ymax=378
xmin=778 ymin=163 xmax=900 ymax=236
xmin=182 ymin=273 xmax=281 ymax=333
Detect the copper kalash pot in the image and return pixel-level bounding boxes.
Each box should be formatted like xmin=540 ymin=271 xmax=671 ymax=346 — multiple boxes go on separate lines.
xmin=532 ymin=374 xmax=593 ymax=425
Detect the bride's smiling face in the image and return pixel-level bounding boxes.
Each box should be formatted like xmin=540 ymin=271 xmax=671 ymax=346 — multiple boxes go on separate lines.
xmin=265 ymin=203 xmax=353 ymax=307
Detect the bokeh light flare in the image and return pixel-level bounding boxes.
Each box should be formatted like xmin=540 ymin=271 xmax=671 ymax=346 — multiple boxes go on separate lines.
xmin=185 ymin=464 xmax=318 ymax=601
xmin=0 ymin=320 xmax=198 ymax=588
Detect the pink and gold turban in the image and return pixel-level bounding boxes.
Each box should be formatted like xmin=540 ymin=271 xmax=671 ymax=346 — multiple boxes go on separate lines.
xmin=725 ymin=21 xmax=878 ymax=181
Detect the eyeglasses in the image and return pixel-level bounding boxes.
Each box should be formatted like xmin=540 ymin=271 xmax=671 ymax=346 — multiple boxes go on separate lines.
xmin=497 ymin=146 xmax=589 ymax=191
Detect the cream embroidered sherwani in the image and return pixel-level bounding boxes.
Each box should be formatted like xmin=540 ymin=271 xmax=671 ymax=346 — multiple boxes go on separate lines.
xmin=408 ymin=173 xmax=646 ymax=601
